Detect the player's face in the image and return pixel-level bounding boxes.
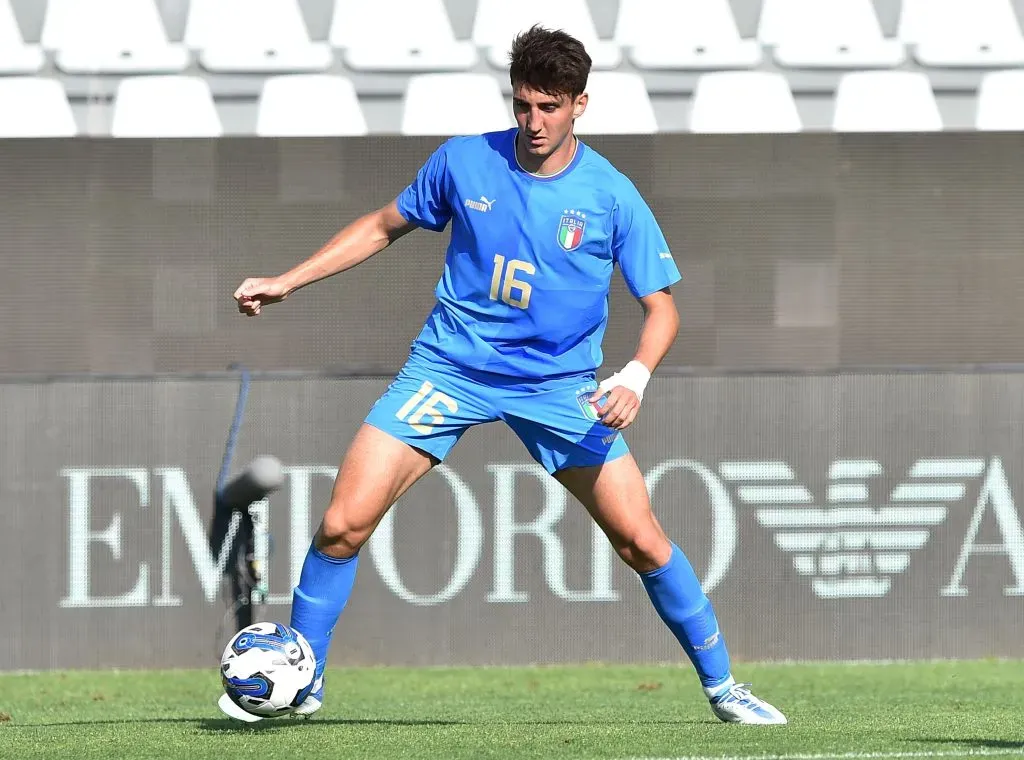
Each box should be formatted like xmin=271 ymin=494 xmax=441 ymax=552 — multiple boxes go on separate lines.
xmin=512 ymin=84 xmax=587 ymax=160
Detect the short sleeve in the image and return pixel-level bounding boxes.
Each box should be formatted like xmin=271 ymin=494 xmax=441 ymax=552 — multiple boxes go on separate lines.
xmin=611 ymin=182 xmax=681 ymax=298
xmin=396 ymin=142 xmax=453 ymax=232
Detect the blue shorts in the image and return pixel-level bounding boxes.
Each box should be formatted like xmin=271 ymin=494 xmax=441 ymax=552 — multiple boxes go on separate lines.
xmin=364 ymin=347 xmax=630 ymax=474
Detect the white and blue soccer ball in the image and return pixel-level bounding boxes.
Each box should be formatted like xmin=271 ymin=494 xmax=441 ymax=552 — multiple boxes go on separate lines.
xmin=220 ymin=622 xmax=316 ymax=718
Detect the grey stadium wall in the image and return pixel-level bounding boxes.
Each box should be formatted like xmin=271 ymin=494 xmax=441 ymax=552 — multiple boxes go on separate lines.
xmin=5 ymin=133 xmax=1024 ymax=375
xmin=4 ymin=133 xmax=1024 ymax=670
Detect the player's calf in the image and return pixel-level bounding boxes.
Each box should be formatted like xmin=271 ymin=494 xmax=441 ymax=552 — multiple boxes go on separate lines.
xmin=638 ymin=544 xmax=788 ymax=725
xmin=286 ymin=424 xmax=437 ymax=716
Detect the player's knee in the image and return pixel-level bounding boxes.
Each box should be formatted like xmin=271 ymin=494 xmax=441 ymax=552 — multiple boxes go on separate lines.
xmin=616 ymin=527 xmax=672 ymax=574
xmin=318 ymin=508 xmax=373 ymax=558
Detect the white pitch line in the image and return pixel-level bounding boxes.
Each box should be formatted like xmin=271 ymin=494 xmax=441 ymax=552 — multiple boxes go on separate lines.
xmin=628 ymin=749 xmax=1024 ymax=760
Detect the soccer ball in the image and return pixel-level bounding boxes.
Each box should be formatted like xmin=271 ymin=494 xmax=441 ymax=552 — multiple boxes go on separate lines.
xmin=220 ymin=622 xmax=316 ymax=718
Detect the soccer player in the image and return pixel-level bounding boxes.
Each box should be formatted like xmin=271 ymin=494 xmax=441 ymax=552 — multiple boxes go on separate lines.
xmin=225 ymin=26 xmax=786 ymax=726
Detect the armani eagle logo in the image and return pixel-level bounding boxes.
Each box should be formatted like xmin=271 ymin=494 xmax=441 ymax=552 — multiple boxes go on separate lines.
xmin=719 ymin=458 xmax=987 ymax=599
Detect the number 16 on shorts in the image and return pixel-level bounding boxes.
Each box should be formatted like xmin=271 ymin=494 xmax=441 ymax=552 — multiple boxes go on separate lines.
xmin=395 ymin=381 xmax=458 ymax=433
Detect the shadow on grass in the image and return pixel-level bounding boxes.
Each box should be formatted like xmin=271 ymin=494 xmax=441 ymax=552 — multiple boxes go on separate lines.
xmin=910 ymin=738 xmax=1024 ymax=751
xmin=503 ymin=725 xmax=712 ymax=729
xmin=201 ymin=717 xmax=712 ymax=732
xmin=4 ymin=717 xmax=466 ymax=730
xmin=200 ymin=718 xmax=468 ymax=732
xmin=8 ymin=716 xmax=711 ymax=731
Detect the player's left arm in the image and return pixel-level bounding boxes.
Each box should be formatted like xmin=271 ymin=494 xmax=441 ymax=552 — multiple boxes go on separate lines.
xmin=591 ymin=287 xmax=679 ymax=430
xmin=632 ymin=287 xmax=679 ymax=374
xmin=589 ymin=180 xmax=682 ymax=431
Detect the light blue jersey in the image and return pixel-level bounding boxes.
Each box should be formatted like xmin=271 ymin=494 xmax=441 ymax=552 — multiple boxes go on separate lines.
xmin=396 ymin=128 xmax=681 ymax=379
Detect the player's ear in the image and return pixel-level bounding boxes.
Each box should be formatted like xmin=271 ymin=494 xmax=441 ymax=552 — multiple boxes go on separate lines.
xmin=573 ymin=92 xmax=588 ymax=119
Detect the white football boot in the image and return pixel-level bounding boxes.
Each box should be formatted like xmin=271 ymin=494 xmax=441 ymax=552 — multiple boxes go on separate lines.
xmin=708 ymin=681 xmax=788 ymax=725
xmin=290 ymin=675 xmax=324 ymax=718
xmin=217 ymin=674 xmax=323 ymax=722
xmin=217 ymin=694 xmax=263 ymax=723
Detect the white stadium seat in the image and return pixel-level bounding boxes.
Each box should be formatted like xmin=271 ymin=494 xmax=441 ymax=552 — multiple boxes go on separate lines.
xmin=42 ymin=0 xmax=168 ymax=49
xmin=832 ymin=72 xmax=943 ymax=132
xmin=899 ymin=0 xmax=1024 ymax=67
xmin=42 ymin=0 xmax=188 ymax=74
xmin=8 ymin=0 xmax=1022 ymax=137
xmin=0 ymin=77 xmax=77 ymax=137
xmin=185 ymin=0 xmax=331 ymax=73
xmin=689 ymin=72 xmax=802 ymax=133
xmin=472 ymin=0 xmax=622 ymax=70
xmin=111 ymin=76 xmax=223 ymax=138
xmin=184 ymin=0 xmax=310 ymax=49
xmin=0 ymin=0 xmax=43 ymax=73
xmin=256 ymin=75 xmax=368 ymax=136
xmin=401 ymin=74 xmax=513 ymax=136
xmin=975 ymin=70 xmax=1024 ymax=130
xmin=331 ymin=0 xmax=477 ymax=71
xmin=0 ymin=0 xmax=20 ymax=44
xmin=614 ymin=0 xmax=762 ymax=70
xmin=758 ymin=0 xmax=906 ymax=68
xmin=575 ymin=73 xmax=658 ymax=134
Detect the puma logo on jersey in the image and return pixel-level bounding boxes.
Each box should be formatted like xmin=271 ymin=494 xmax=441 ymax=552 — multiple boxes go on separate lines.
xmin=465 ymin=196 xmax=496 ymax=212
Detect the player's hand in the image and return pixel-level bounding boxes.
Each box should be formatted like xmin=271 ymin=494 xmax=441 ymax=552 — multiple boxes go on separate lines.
xmin=233 ymin=277 xmax=290 ymax=317
xmin=589 ymin=360 xmax=652 ymax=431
xmin=589 ymin=385 xmax=641 ymax=430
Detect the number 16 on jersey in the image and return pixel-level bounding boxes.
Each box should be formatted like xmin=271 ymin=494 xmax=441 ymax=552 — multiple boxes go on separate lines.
xmin=489 ymin=254 xmax=535 ymax=310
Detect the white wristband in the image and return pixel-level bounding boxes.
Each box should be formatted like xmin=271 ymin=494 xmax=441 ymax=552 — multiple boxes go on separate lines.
xmin=597 ymin=360 xmax=652 ymax=402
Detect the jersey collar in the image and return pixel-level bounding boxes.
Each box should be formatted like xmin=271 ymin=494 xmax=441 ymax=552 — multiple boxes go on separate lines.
xmin=511 ymin=130 xmax=585 ymax=183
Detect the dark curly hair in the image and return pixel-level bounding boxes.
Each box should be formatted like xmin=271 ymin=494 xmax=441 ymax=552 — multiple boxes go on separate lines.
xmin=508 ymin=25 xmax=592 ymax=99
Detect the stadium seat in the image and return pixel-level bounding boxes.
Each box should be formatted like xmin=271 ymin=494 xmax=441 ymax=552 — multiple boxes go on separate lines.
xmin=575 ymin=73 xmax=658 ymax=134
xmin=832 ymin=72 xmax=943 ymax=132
xmin=41 ymin=0 xmax=189 ymax=74
xmin=898 ymin=0 xmax=1024 ymax=67
xmin=614 ymin=0 xmax=762 ymax=70
xmin=0 ymin=77 xmax=77 ymax=137
xmin=330 ymin=0 xmax=477 ymax=71
xmin=472 ymin=0 xmax=622 ymax=70
xmin=0 ymin=0 xmax=44 ymax=73
xmin=401 ymin=74 xmax=513 ymax=136
xmin=758 ymin=0 xmax=906 ymax=68
xmin=185 ymin=0 xmax=332 ymax=73
xmin=688 ymin=72 xmax=802 ymax=133
xmin=111 ymin=76 xmax=223 ymax=138
xmin=256 ymin=75 xmax=368 ymax=136
xmin=975 ymin=70 xmax=1024 ymax=130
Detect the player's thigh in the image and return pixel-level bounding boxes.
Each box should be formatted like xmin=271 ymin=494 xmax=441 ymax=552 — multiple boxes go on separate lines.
xmin=323 ymin=356 xmax=493 ymax=549
xmin=553 ymin=454 xmax=672 ymax=572
xmin=503 ymin=376 xmax=628 ymax=475
xmin=320 ymin=422 xmax=437 ymax=546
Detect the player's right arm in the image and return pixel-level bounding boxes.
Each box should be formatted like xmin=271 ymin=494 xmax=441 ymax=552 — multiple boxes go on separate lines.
xmin=235 ymin=140 xmax=453 ymax=316
xmin=233 ymin=201 xmax=416 ymax=316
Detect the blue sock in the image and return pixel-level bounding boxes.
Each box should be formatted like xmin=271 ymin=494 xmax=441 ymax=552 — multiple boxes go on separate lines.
xmin=288 ymin=543 xmax=359 ymax=687
xmin=639 ymin=543 xmax=732 ymax=692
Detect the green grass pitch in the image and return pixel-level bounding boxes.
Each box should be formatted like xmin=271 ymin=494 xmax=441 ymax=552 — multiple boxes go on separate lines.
xmin=2 ymin=661 xmax=1023 ymax=759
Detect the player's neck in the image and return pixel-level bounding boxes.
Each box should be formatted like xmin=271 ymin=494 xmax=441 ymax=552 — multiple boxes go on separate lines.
xmin=515 ymin=133 xmax=578 ymax=178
